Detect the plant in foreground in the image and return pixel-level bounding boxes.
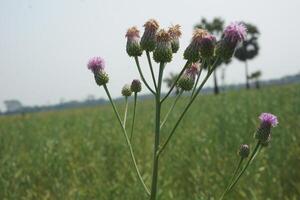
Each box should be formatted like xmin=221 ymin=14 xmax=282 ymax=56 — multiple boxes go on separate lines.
xmin=87 ymin=19 xmax=277 ymax=199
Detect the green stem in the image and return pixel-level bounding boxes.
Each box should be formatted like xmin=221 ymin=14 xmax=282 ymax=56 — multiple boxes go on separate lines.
xmin=123 ymin=97 xmax=129 ymax=128
xmin=161 ymin=61 xmax=190 ymax=104
xmin=219 ymin=157 xmax=244 ymax=200
xmin=160 ymin=90 xmax=183 ymax=129
xmin=150 ymin=63 xmax=164 ymax=200
xmin=146 ymin=51 xmax=158 ymax=91
xmin=158 ymin=59 xmax=220 ymax=155
xmin=191 ymin=67 xmax=203 ymax=99
xmin=130 ymin=92 xmax=137 ymax=141
xmin=134 ymin=56 xmax=156 ymax=95
xmin=221 ymin=141 xmax=261 ymax=199
xmin=103 ymin=84 xmax=150 ymax=196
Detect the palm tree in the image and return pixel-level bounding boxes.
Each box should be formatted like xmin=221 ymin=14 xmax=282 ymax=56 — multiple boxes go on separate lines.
xmin=195 ymin=17 xmax=227 ymax=95
xmin=234 ymin=23 xmax=260 ymax=89
xmin=249 ymin=70 xmax=262 ymax=89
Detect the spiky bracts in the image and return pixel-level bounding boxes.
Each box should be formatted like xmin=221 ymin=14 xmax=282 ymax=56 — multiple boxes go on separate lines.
xmin=153 ymin=29 xmax=173 ymax=63
xmin=141 ymin=19 xmax=159 ymax=52
xmin=184 ymin=29 xmax=209 ymax=62
xmin=126 ymin=26 xmax=143 ymax=57
xmin=168 ymin=24 xmax=182 ymax=53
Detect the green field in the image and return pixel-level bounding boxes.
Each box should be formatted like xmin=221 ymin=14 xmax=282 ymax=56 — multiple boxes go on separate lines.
xmin=0 ymin=84 xmax=299 ymax=200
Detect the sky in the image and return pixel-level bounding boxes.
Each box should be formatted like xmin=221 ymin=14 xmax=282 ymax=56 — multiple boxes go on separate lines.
xmin=0 ymin=0 xmax=300 ymax=111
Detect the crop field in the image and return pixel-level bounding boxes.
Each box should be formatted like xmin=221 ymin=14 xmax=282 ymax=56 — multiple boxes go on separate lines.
xmin=0 ymin=84 xmax=299 ymax=200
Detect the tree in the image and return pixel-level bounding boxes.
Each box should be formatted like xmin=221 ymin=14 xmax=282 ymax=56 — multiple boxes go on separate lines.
xmin=234 ymin=23 xmax=260 ymax=89
xmin=249 ymin=70 xmax=262 ymax=89
xmin=195 ymin=17 xmax=230 ymax=94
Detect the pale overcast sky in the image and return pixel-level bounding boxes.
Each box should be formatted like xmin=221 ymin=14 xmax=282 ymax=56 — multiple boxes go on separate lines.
xmin=1 ymin=0 xmax=300 ymax=111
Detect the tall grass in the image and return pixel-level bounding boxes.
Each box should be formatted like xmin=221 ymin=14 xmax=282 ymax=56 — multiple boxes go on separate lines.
xmin=0 ymin=84 xmax=299 ymax=199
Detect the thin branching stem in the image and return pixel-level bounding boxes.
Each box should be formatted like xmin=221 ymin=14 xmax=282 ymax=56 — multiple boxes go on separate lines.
xmin=146 ymin=51 xmax=158 ymax=91
xmin=160 ymin=90 xmax=183 ymax=129
xmin=161 ymin=61 xmax=190 ymax=103
xmin=134 ymin=56 xmax=156 ymax=95
xmin=191 ymin=66 xmax=203 ymax=99
xmin=220 ymin=141 xmax=261 ymax=200
xmin=150 ymin=62 xmax=165 ymax=200
xmin=123 ymin=97 xmax=129 ymax=128
xmin=130 ymin=92 xmax=137 ymax=141
xmin=103 ymin=84 xmax=150 ymax=196
xmin=220 ymin=157 xmax=244 ymax=200
xmin=158 ymin=59 xmax=220 ymax=156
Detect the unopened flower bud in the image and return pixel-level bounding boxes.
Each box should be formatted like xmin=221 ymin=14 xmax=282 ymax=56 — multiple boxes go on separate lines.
xmin=216 ymin=22 xmax=247 ymax=60
xmin=153 ymin=29 xmax=173 ymax=63
xmin=121 ymin=84 xmax=132 ymax=97
xmin=255 ymin=113 xmax=278 ymax=143
xmin=168 ymin=24 xmax=182 ymax=53
xmin=184 ymin=29 xmax=209 ymax=62
xmin=199 ymin=34 xmax=216 ymax=60
xmin=238 ymin=144 xmax=250 ymax=158
xmin=131 ymin=79 xmax=142 ymax=93
xmin=94 ymin=70 xmax=109 ymax=86
xmin=125 ymin=27 xmax=143 ymax=57
xmin=141 ymin=19 xmax=159 ymax=52
xmin=178 ymin=73 xmax=195 ymax=91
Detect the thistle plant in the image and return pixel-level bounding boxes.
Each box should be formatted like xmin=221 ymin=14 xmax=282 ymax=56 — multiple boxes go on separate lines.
xmin=87 ymin=19 xmax=277 ymax=199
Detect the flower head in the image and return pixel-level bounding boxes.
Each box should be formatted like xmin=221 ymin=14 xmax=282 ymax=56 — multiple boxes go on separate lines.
xmin=184 ymin=28 xmax=209 ymax=62
xmin=168 ymin=24 xmax=182 ymax=39
xmin=223 ymin=22 xmax=247 ymax=43
xmin=199 ymin=34 xmax=216 ymax=59
xmin=121 ymin=84 xmax=132 ymax=97
xmin=87 ymin=57 xmax=105 ymax=73
xmin=126 ymin=26 xmax=140 ymax=40
xmin=259 ymin=113 xmax=278 ymax=127
xmin=144 ymin=19 xmax=159 ymax=31
xmin=186 ymin=62 xmax=200 ymax=78
xmin=141 ymin=19 xmax=160 ymax=51
xmin=255 ymin=112 xmax=278 ymax=143
xmin=168 ymin=24 xmax=182 ymax=53
xmin=126 ymin=27 xmax=142 ymax=57
xmin=131 ymin=79 xmax=142 ymax=93
xmin=153 ymin=29 xmax=173 ymax=63
xmin=238 ymin=144 xmax=250 ymax=158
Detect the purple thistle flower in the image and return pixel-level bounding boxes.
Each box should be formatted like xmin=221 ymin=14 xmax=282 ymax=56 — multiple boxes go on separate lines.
xmin=186 ymin=63 xmax=200 ymax=79
xmin=223 ymin=22 xmax=247 ymax=44
xmin=259 ymin=113 xmax=278 ymax=127
xmin=87 ymin=57 xmax=105 ymax=73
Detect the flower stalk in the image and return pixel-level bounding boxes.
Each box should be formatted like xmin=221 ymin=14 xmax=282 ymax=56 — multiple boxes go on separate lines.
xmin=130 ymin=92 xmax=138 ymax=141
xmin=103 ymin=84 xmax=150 ymax=196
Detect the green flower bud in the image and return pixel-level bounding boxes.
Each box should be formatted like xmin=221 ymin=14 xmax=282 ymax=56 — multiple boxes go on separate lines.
xmin=215 ymin=40 xmax=236 ymax=61
xmin=131 ymin=79 xmax=142 ymax=93
xmin=153 ymin=29 xmax=173 ymax=63
xmin=126 ymin=27 xmax=142 ymax=57
xmin=141 ymin=19 xmax=159 ymax=52
xmin=184 ymin=29 xmax=209 ymax=62
xmin=238 ymin=144 xmax=250 ymax=158
xmin=168 ymin=24 xmax=182 ymax=53
xmin=94 ymin=70 xmax=109 ymax=86
xmin=255 ymin=122 xmax=271 ymax=143
xmin=121 ymin=84 xmax=132 ymax=97
xmin=178 ymin=74 xmax=194 ymax=91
